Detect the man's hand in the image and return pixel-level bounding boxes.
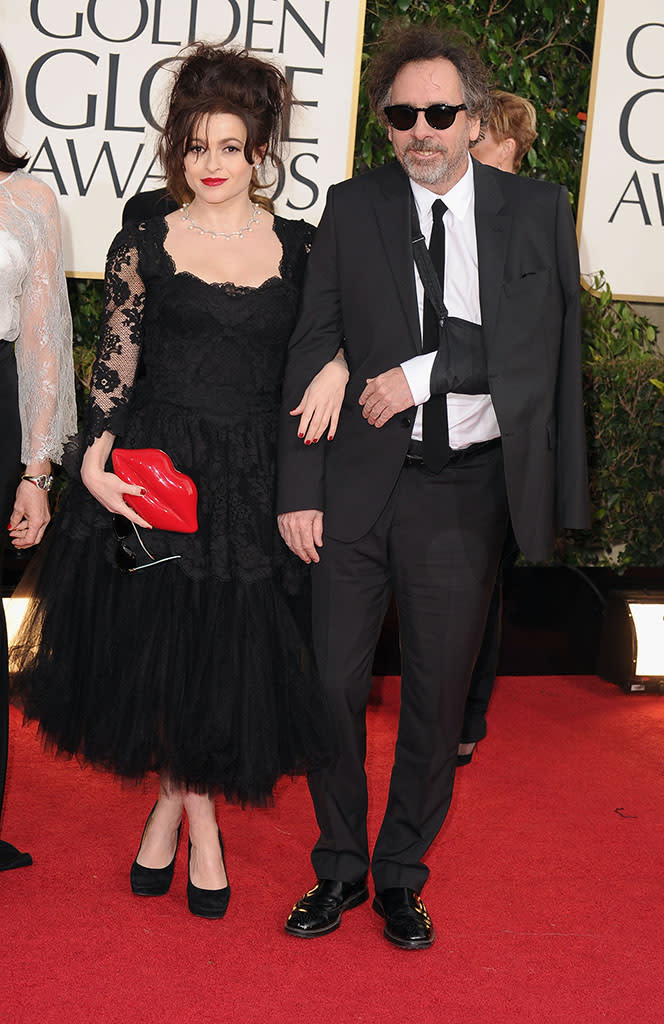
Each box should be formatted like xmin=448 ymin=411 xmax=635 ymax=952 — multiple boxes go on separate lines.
xmin=359 ymin=367 xmax=414 ymax=427
xmin=277 ymin=509 xmax=324 ymax=563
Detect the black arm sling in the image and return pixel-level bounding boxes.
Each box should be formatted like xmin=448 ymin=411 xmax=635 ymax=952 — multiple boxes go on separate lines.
xmin=409 ymin=194 xmax=490 ymax=397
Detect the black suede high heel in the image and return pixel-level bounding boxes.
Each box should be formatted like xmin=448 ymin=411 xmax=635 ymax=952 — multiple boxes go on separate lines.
xmin=130 ymin=802 xmax=182 ymax=896
xmin=457 ymin=741 xmax=477 ymax=767
xmin=187 ymin=828 xmax=230 ymax=919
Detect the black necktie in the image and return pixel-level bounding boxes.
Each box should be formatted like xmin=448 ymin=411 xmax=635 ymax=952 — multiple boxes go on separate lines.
xmin=422 ymin=198 xmax=450 ymax=472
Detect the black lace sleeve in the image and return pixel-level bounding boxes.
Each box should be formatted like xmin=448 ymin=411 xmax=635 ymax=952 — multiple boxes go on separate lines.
xmin=84 ymin=224 xmax=146 ymax=445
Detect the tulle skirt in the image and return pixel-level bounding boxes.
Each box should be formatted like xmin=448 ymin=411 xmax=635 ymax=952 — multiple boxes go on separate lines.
xmin=9 ymin=482 xmax=330 ymax=805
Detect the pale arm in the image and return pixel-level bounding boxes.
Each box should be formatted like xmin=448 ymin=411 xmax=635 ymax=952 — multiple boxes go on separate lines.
xmin=290 ymin=348 xmax=349 ymax=443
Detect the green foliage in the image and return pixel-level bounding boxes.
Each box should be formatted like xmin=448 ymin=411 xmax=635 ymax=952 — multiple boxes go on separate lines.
xmin=581 ymin=275 xmax=659 ymax=362
xmin=357 ymin=0 xmax=597 ymax=206
xmin=558 ymin=354 xmax=664 ymax=567
xmin=66 ymin=277 xmax=103 ymax=410
xmin=552 ymin=277 xmax=664 ymax=566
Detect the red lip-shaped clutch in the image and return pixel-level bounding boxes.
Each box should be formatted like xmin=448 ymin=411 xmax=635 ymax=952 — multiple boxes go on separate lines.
xmin=111 ymin=448 xmax=198 ymax=533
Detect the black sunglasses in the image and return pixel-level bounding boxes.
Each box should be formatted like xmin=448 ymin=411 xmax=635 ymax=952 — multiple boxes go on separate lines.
xmin=113 ymin=514 xmax=181 ymax=573
xmin=384 ymin=103 xmax=467 ymax=132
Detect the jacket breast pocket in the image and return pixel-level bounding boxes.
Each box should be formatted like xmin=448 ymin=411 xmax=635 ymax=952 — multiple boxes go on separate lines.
xmin=502 ymin=268 xmax=550 ymax=299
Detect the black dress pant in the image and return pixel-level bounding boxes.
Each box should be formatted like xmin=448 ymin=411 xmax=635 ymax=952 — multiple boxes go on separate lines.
xmin=460 ymin=525 xmax=519 ymax=744
xmin=0 ymin=343 xmax=22 ymax=828
xmin=308 ymin=443 xmax=509 ymax=892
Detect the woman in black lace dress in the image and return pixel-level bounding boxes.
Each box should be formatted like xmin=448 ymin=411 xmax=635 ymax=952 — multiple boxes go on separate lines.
xmin=10 ymin=45 xmax=347 ymax=918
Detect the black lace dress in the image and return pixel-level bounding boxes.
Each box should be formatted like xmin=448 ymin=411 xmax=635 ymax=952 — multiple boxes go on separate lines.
xmin=10 ymin=215 xmax=330 ymax=804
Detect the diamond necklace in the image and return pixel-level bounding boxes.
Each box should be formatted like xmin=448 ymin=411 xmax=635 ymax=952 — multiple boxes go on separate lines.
xmin=180 ymin=201 xmax=261 ymax=240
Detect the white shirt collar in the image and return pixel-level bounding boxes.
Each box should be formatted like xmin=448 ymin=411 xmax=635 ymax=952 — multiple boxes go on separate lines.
xmin=410 ymin=156 xmax=475 ymax=224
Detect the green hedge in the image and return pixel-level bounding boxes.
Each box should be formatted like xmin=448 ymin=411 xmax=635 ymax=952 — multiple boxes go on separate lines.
xmin=559 ymin=354 xmax=664 ymax=567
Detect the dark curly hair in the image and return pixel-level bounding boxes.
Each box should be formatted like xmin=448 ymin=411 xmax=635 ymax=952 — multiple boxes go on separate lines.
xmin=0 ymin=44 xmax=28 ymax=173
xmin=365 ymin=21 xmax=492 ymax=139
xmin=158 ymin=43 xmax=292 ymax=209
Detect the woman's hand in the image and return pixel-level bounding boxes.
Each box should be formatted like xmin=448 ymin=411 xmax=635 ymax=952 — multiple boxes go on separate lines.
xmin=290 ymin=349 xmax=349 ymax=444
xmin=8 ymin=480 xmax=51 ymax=549
xmin=80 ymin=465 xmax=153 ymax=528
xmin=81 ymin=433 xmax=152 ymax=528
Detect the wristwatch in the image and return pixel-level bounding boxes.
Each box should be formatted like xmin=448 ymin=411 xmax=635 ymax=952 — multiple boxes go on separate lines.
xmin=21 ymin=473 xmax=54 ymax=492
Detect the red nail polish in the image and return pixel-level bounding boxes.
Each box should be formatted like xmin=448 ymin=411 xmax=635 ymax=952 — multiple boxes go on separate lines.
xmin=298 ymin=432 xmax=304 ymax=438
xmin=305 ymin=440 xmax=311 ymax=446
xmin=140 ymin=488 xmax=147 ymax=495
xmin=313 ymin=438 xmax=318 ymax=444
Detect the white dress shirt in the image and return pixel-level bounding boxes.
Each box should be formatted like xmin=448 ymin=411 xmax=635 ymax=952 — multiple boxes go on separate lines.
xmin=400 ymin=159 xmax=500 ymax=448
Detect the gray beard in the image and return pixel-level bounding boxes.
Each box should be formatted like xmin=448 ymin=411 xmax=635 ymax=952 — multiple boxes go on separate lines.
xmin=399 ymin=141 xmax=467 ymax=188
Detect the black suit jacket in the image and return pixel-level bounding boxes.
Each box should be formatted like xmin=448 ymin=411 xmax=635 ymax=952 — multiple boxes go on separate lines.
xmin=282 ymin=158 xmax=589 ymax=561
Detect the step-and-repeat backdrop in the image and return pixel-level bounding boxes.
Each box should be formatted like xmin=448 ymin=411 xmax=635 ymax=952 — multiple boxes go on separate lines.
xmin=578 ymin=0 xmax=664 ymax=301
xmin=3 ymin=0 xmax=366 ymax=276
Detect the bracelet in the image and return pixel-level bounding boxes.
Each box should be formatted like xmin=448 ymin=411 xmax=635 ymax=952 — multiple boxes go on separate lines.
xmin=21 ymin=473 xmax=53 ymax=492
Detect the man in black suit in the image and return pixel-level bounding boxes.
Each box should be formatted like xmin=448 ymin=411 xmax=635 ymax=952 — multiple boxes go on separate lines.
xmin=277 ymin=23 xmax=589 ymax=950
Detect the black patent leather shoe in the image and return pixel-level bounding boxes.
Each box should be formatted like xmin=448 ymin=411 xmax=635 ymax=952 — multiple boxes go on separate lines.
xmin=373 ymin=887 xmax=435 ymax=949
xmin=187 ymin=829 xmax=230 ymax=919
xmin=285 ymin=877 xmax=369 ymax=937
xmin=130 ymin=802 xmax=182 ymax=896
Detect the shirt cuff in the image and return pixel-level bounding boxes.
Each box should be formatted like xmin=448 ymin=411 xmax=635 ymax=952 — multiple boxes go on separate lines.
xmin=400 ymin=352 xmax=437 ymax=407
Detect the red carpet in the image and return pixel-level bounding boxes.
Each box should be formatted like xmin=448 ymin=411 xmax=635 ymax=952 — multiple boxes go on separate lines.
xmin=1 ymin=675 xmax=663 ymax=1024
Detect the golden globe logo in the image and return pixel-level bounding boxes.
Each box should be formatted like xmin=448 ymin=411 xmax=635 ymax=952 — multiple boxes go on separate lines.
xmin=609 ymin=21 xmax=664 ymax=226
xmin=24 ymin=0 xmax=331 ymax=209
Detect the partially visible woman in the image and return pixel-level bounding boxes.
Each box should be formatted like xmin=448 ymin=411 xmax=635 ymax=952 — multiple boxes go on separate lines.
xmin=0 ymin=43 xmax=76 ymax=869
xmin=471 ymin=90 xmax=537 ymax=174
xmin=457 ymin=90 xmax=538 ymax=767
xmin=10 ymin=44 xmax=346 ymax=913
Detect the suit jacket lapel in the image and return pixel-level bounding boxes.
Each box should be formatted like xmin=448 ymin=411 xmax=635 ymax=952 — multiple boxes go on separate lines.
xmin=473 ymin=159 xmax=510 ymax=349
xmin=371 ymin=162 xmax=421 ymax=355
xmin=368 ymin=160 xmax=510 ymax=356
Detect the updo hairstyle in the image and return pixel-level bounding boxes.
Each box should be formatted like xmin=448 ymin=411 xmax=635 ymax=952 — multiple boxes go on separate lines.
xmin=159 ymin=44 xmax=292 ymax=209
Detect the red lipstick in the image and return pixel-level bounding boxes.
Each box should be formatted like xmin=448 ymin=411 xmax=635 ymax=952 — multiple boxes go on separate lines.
xmin=201 ymin=177 xmax=226 ymax=186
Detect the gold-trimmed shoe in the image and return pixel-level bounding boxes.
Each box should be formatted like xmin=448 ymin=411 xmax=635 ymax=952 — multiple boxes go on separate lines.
xmin=372 ymin=887 xmax=435 ymax=949
xmin=285 ymin=878 xmax=369 ymax=937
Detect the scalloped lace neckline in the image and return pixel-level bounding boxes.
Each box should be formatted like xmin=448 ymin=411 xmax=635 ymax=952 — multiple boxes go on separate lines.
xmin=159 ymin=215 xmax=286 ymax=292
